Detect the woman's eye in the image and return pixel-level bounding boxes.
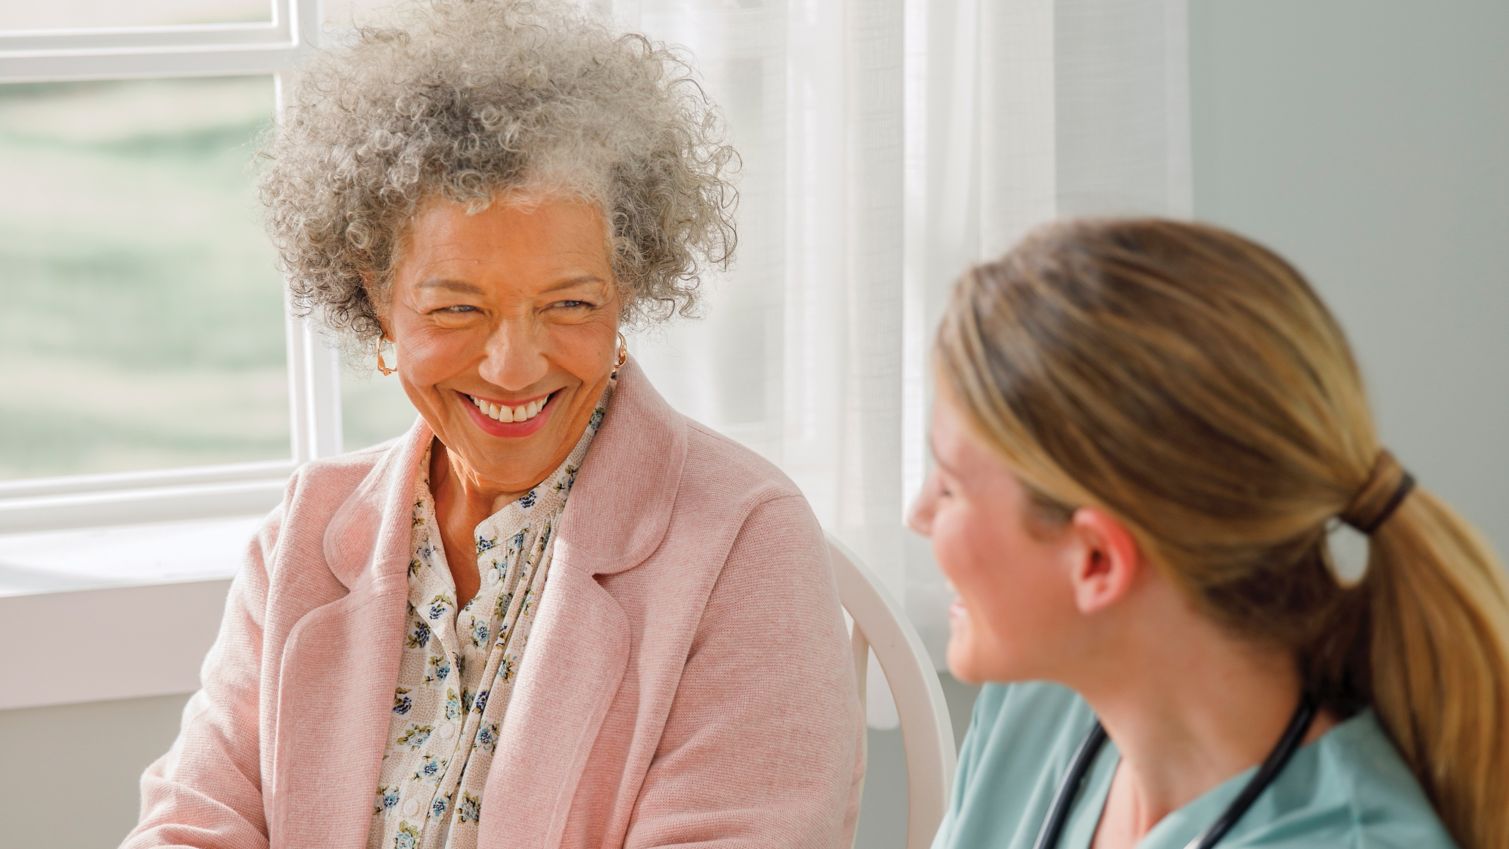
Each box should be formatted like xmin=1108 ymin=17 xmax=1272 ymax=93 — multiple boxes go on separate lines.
xmin=553 ymin=300 xmax=594 ymax=310
xmin=433 ymin=305 xmax=478 ymax=315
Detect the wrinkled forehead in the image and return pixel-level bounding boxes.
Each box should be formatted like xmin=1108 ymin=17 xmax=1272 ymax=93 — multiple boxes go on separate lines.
xmin=409 ymin=184 xmax=612 ymax=248
xmin=383 ymin=191 xmax=617 ymax=298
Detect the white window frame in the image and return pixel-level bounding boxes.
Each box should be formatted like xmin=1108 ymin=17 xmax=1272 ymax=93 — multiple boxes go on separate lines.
xmin=0 ymin=0 xmax=343 ymax=534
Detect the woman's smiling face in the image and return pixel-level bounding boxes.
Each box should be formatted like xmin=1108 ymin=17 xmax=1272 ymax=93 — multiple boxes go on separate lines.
xmin=380 ymin=192 xmax=622 ymax=497
xmin=908 ymin=389 xmax=1081 ymax=684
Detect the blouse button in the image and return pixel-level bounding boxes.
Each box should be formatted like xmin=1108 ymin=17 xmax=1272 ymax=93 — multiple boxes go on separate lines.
xmin=438 ymin=721 xmax=458 ymax=741
xmin=401 ymin=797 xmax=421 ymax=818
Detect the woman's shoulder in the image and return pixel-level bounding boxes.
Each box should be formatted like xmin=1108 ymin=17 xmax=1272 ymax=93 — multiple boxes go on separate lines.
xmin=945 ymin=690 xmax=1460 ymax=849
xmin=951 ymin=681 xmax=1098 ymax=796
xmin=644 ymin=418 xmax=829 ymax=583
xmin=299 ymin=437 xmax=395 ymax=479
xmin=970 ymin=680 xmax=1092 ymax=730
xmin=287 ymin=420 xmax=426 ymax=500
xmin=283 ymin=438 xmax=399 ymax=508
xmin=962 ymin=681 xmax=1096 ymax=767
xmin=1226 ymin=710 xmax=1460 ymax=849
xmin=934 ymin=682 xmax=1098 ymax=849
xmin=601 ymin=366 xmax=808 ymax=519
xmin=680 ymin=417 xmax=805 ymax=506
xmin=264 ymin=429 xmax=421 ymax=559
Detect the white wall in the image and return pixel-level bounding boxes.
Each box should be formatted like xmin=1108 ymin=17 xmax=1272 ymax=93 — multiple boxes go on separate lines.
xmin=1 ymin=694 xmax=187 ymax=847
xmin=1190 ymin=0 xmax=1509 ymax=552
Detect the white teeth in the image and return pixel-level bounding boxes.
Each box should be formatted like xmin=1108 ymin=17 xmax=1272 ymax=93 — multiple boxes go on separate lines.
xmin=471 ymin=394 xmax=547 ymax=424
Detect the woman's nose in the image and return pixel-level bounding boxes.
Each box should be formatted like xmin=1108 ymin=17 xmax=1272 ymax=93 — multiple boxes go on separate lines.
xmin=906 ymin=478 xmax=936 ymax=537
xmin=479 ymin=320 xmax=549 ymax=390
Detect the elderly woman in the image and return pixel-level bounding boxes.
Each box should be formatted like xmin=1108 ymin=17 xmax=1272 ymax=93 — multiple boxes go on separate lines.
xmin=123 ymin=3 xmax=863 ymax=848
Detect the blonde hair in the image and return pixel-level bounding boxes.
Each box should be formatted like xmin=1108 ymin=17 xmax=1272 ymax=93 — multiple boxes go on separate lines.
xmin=936 ymin=218 xmax=1509 ymax=849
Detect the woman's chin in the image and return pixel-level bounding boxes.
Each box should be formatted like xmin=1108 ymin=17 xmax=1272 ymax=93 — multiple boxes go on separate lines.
xmin=945 ymin=612 xmax=1011 ymax=684
xmin=945 ymin=655 xmax=980 ymax=685
xmin=945 ymin=624 xmax=983 ymax=684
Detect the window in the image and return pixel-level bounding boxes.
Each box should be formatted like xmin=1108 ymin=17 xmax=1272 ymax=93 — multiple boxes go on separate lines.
xmin=0 ymin=1 xmax=273 ymax=31
xmin=1 ymin=76 xmax=285 ymax=480
xmin=0 ymin=1 xmax=345 ymax=531
xmin=0 ymin=0 xmax=476 ymax=533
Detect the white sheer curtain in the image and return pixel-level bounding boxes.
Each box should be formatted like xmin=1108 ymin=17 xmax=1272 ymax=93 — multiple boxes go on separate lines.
xmin=593 ymin=0 xmax=1191 ymax=677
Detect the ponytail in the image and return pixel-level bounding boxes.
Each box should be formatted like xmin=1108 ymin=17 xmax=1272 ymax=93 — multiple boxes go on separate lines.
xmin=1363 ymin=491 xmax=1509 ymax=849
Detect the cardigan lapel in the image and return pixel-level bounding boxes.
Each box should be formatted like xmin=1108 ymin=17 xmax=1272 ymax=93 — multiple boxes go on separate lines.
xmin=478 ymin=563 xmax=631 ymax=848
xmin=270 ymin=573 xmax=410 ymax=847
xmin=479 ymin=358 xmax=688 ymax=847
xmin=268 ymin=421 xmax=430 ymax=849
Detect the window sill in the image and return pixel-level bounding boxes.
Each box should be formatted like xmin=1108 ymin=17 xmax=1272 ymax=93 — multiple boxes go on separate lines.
xmin=0 ymin=515 xmax=261 ymax=711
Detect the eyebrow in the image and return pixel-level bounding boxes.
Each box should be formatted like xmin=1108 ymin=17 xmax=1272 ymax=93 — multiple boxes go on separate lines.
xmin=543 ymin=274 xmax=610 ymax=294
xmin=418 ymin=278 xmax=485 ymax=295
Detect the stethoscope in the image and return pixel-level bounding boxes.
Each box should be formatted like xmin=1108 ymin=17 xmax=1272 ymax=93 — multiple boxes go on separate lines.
xmin=1031 ymin=695 xmax=1318 ymax=849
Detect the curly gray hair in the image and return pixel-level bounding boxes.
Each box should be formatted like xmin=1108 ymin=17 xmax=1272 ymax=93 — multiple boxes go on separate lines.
xmin=259 ymin=0 xmax=738 ymax=347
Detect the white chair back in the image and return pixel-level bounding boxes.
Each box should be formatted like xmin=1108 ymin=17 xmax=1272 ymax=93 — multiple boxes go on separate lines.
xmin=828 ymin=534 xmax=956 ymax=849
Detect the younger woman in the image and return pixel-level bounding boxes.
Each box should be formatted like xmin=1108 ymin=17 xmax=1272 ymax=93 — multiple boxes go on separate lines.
xmin=912 ymin=218 xmax=1507 ymax=849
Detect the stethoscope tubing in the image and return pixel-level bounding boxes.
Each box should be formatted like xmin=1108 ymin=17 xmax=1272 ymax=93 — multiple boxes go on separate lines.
xmin=1030 ymin=695 xmax=1319 ymax=849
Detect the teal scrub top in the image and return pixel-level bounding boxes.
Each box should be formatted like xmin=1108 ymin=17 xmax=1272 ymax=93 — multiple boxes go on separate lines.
xmin=932 ymin=682 xmax=1458 ymax=849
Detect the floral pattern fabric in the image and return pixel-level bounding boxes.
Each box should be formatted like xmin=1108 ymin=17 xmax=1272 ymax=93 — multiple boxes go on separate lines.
xmin=366 ymin=385 xmax=611 ymax=849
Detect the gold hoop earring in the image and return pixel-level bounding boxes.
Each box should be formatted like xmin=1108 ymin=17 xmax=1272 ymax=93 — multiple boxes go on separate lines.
xmin=613 ymin=332 xmax=629 ymax=371
xmin=375 ymin=337 xmax=397 ymax=376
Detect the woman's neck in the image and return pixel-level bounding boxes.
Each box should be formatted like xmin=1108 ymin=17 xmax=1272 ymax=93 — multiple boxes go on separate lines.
xmin=428 ymin=441 xmax=533 ymax=608
xmin=430 ymin=441 xmax=529 ymax=520
xmin=1071 ymin=602 xmax=1334 ymax=847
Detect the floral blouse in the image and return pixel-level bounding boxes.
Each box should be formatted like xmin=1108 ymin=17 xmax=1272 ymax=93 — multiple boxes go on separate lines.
xmin=366 ymin=386 xmax=612 ymax=849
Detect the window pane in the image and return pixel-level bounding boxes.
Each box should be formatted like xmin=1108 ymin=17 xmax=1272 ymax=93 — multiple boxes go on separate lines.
xmin=0 ymin=0 xmax=272 ymax=31
xmin=342 ymin=365 xmax=419 ymax=452
xmin=0 ymin=76 xmax=287 ymax=479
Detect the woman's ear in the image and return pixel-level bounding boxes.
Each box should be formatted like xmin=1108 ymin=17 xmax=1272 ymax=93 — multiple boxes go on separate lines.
xmin=1065 ymin=507 xmax=1142 ymax=615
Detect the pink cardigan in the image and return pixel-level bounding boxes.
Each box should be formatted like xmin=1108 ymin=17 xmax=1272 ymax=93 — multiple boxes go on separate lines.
xmin=126 ymin=360 xmax=864 ymax=849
